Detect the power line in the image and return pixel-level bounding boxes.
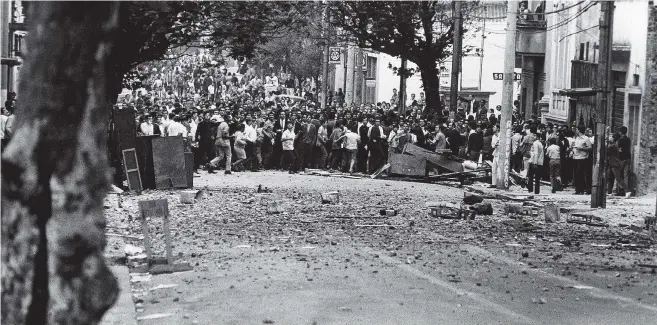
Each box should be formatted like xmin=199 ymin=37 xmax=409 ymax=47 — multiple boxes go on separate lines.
xmin=484 ymin=1 xmax=598 ymax=35
xmin=466 ymin=0 xmax=587 ymax=20
xmin=559 ymin=24 xmax=599 ymax=42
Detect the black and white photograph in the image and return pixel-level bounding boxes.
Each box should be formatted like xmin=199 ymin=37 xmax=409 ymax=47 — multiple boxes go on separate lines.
xmin=1 ymin=0 xmax=657 ymax=324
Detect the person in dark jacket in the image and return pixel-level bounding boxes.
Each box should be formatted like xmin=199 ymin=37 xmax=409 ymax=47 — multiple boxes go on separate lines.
xmin=410 ymin=122 xmax=426 ymax=149
xmin=482 ymin=127 xmax=494 ymax=161
xmin=357 ymin=117 xmax=369 ymax=173
xmin=606 ymin=131 xmax=626 ymax=195
xmin=194 ymin=111 xmax=216 ymax=172
xmin=467 ymin=126 xmax=484 ymax=161
xmin=444 ymin=123 xmax=462 ymax=156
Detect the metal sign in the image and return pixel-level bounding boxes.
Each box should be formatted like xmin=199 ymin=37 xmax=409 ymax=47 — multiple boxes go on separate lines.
xmin=360 ymin=54 xmax=368 ymax=71
xmin=493 ymin=73 xmax=521 ymax=81
xmin=329 ymin=47 xmax=341 ymax=63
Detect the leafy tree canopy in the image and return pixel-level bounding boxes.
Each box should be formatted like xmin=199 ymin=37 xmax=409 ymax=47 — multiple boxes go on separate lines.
xmin=328 ymin=0 xmax=480 ymax=112
xmin=112 ymin=1 xmax=311 ymax=93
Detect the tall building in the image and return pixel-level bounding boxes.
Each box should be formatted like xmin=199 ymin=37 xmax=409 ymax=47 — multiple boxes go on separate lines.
xmin=537 ymin=0 xmax=649 ymax=192
xmin=1 ymin=0 xmax=27 ymax=103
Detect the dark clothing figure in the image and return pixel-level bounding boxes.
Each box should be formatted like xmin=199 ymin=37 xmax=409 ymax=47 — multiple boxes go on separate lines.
xmin=468 ymin=131 xmax=484 ymax=161
xmin=357 ymin=124 xmax=369 ymax=173
xmin=527 ymin=164 xmax=541 ymax=194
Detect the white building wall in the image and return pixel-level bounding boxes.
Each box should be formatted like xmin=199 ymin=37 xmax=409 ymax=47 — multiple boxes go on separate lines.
xmin=545 ymin=0 xmax=600 ymax=123
xmin=374 ymin=15 xmax=515 ymax=107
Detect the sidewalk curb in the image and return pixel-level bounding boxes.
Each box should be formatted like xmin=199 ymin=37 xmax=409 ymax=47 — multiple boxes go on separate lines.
xmin=100 ymin=265 xmax=137 ymax=325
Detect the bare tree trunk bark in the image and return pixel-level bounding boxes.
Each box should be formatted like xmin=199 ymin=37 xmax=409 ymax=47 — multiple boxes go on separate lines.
xmin=2 ymin=2 xmax=121 ymax=324
xmin=418 ymin=59 xmax=442 ymax=117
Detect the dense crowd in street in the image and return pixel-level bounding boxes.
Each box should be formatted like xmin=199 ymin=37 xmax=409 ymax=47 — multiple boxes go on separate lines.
xmin=1 ymin=50 xmax=632 ymax=198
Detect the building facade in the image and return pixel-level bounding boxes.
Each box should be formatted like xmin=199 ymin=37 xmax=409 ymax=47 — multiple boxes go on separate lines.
xmin=538 ymin=0 xmax=649 ymax=191
xmin=329 ymin=1 xmax=523 ymax=110
xmin=1 ymin=0 xmax=27 ymax=103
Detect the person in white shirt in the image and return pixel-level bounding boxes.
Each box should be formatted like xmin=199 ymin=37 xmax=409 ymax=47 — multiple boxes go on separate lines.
xmin=527 ymin=125 xmax=544 ymax=194
xmin=189 ymin=113 xmax=198 ymax=142
xmin=208 ymin=84 xmax=215 ymax=101
xmin=270 ymin=72 xmax=279 ymax=88
xmin=490 ymin=125 xmax=500 ymax=187
xmin=243 ymin=117 xmax=257 ymax=171
xmin=140 ymin=115 xmax=156 ymax=136
xmin=167 ymin=116 xmax=188 ymax=137
xmin=1 ymin=106 xmax=9 ymax=145
xmin=337 ymin=126 xmax=361 ymax=174
xmin=281 ymin=122 xmax=296 ymax=173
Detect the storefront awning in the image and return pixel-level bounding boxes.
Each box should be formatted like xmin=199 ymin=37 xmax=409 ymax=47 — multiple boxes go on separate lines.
xmin=557 ymin=88 xmax=597 ymax=96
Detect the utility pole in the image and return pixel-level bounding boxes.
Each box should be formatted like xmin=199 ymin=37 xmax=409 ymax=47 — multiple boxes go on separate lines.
xmin=478 ymin=6 xmax=486 ymax=91
xmin=450 ymin=0 xmax=463 ymax=112
xmin=321 ymin=1 xmax=329 ymax=110
xmin=345 ymin=45 xmax=355 ymax=105
xmin=361 ymin=52 xmax=367 ymax=105
xmin=495 ymin=0 xmax=518 ymax=189
xmin=399 ymin=58 xmax=407 ymax=115
xmin=591 ymin=1 xmax=614 ymax=208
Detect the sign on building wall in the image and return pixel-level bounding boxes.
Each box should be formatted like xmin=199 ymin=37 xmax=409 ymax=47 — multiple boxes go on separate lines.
xmin=493 ymin=73 xmax=521 ymax=80
xmin=329 ymin=47 xmax=342 ymax=64
xmin=439 ymin=65 xmax=451 ymax=88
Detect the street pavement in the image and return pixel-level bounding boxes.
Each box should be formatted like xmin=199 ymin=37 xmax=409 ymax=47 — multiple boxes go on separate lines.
xmin=104 ymin=171 xmax=657 ymax=325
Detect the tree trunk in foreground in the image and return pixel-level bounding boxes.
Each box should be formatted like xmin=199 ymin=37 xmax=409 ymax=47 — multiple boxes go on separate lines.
xmin=418 ymin=58 xmax=443 ymax=117
xmin=2 ymin=2 xmax=121 ymax=324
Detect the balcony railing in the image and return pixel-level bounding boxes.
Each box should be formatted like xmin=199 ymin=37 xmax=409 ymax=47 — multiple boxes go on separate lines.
xmin=515 ymin=15 xmax=547 ymax=55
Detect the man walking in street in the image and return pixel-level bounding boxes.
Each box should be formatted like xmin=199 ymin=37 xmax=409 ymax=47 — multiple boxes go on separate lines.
xmin=617 ymin=126 xmax=632 ymax=196
xmin=213 ymin=114 xmax=233 ymax=174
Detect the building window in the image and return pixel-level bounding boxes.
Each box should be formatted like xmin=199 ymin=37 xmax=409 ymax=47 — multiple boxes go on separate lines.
xmin=585 ymin=42 xmax=589 ymax=61
xmin=579 ymin=43 xmax=585 ymax=61
xmin=366 ymin=56 xmax=377 ymax=79
xmin=633 ymin=74 xmax=639 ymax=86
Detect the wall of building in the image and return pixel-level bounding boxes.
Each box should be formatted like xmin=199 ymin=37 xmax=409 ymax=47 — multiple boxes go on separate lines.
xmin=636 ymin=2 xmax=657 ymax=195
xmin=1 ymin=1 xmax=11 ymax=103
xmin=544 ymin=0 xmax=600 ymax=123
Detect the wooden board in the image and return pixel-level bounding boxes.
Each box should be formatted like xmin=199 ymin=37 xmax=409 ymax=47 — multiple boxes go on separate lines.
xmin=111 ymin=109 xmax=137 ymax=186
xmin=122 ymin=148 xmax=142 ymax=192
xmin=403 ymin=143 xmax=464 ymax=173
xmin=139 ymin=199 xmax=173 ymax=264
xmin=389 ymin=153 xmax=426 ymax=176
xmin=152 ymin=137 xmax=187 ymax=189
xmin=184 ymin=152 xmax=194 ymax=188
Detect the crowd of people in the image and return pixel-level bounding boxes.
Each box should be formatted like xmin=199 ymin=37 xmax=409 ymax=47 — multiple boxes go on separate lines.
xmin=100 ymin=50 xmax=631 ymax=197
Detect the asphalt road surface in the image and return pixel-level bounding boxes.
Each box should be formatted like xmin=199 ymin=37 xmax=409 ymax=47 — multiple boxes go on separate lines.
xmin=105 ymin=171 xmax=657 ymax=325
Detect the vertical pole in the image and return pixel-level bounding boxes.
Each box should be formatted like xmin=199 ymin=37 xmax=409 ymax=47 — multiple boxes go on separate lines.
xmin=478 ymin=7 xmax=486 ymax=91
xmin=345 ymin=45 xmax=355 ymax=105
xmin=496 ymin=0 xmax=518 ymax=189
xmin=343 ymin=44 xmax=347 ymax=99
xmin=321 ymin=1 xmax=329 ymax=110
xmin=399 ymin=58 xmax=407 ymax=115
xmin=352 ymin=49 xmax=359 ymax=105
xmin=450 ymin=0 xmax=463 ymax=112
xmin=8 ymin=29 xmax=13 ymax=93
xmin=362 ymin=52 xmax=367 ymax=105
xmin=592 ymin=1 xmax=614 ymax=208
